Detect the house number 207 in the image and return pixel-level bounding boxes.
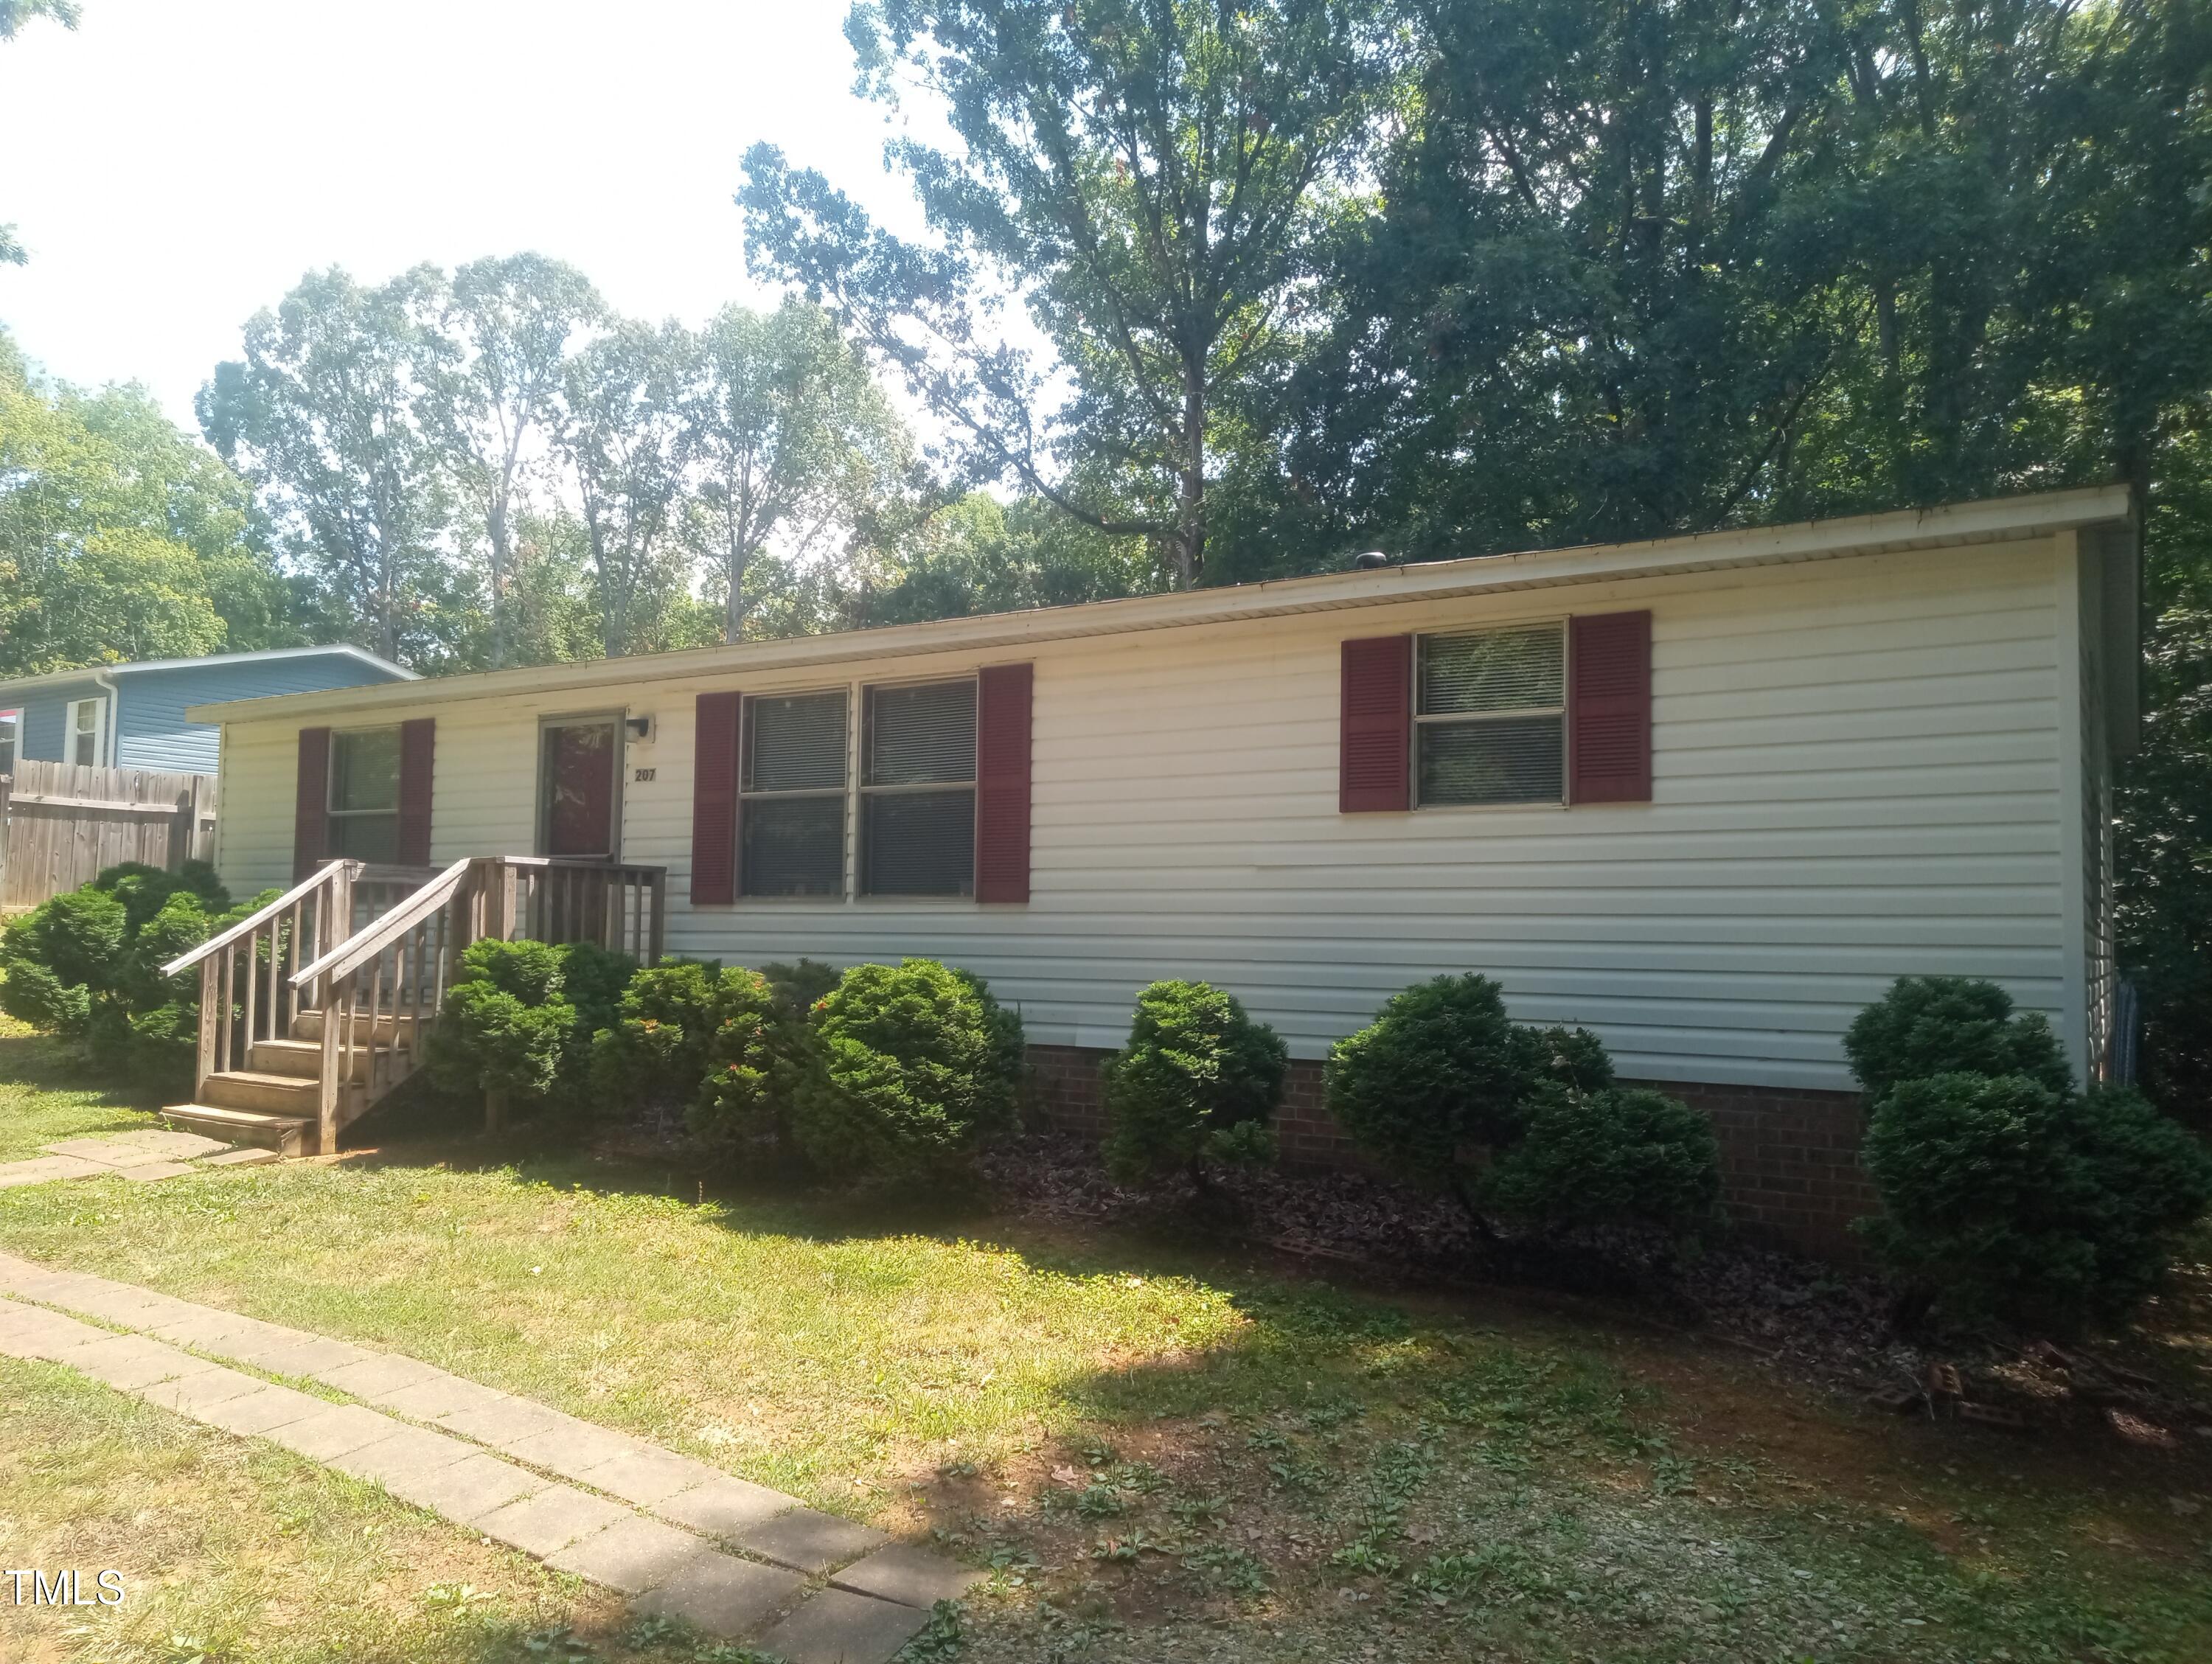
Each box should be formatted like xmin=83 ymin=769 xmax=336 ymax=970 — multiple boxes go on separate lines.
xmin=633 ymin=767 xmax=656 ymax=783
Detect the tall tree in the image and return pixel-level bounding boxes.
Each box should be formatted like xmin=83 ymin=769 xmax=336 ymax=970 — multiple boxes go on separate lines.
xmin=0 ymin=0 xmax=80 ymax=265
xmin=438 ymin=254 xmax=604 ymax=668
xmin=558 ymin=320 xmax=697 ymax=657
xmin=742 ymin=0 xmax=1399 ymax=587
xmin=200 ymin=267 xmax=458 ymax=664
xmin=0 ymin=328 xmax=288 ymax=673
xmin=685 ymin=299 xmax=914 ymax=641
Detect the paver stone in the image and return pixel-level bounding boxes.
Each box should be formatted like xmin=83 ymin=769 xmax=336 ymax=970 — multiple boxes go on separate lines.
xmin=545 ymin=1515 xmax=711 ymax=1595
xmin=630 ymin=1550 xmax=804 ymax=1638
xmin=384 ymin=1452 xmax=545 ymax=1522
xmin=737 ymin=1506 xmax=891 ymax=1574
xmin=655 ymin=1475 xmax=793 ymax=1539
xmin=755 ymin=1587 xmax=929 ymax=1664
xmin=471 ymin=1485 xmax=632 ymax=1557
xmin=831 ymin=1542 xmax=984 ymax=1608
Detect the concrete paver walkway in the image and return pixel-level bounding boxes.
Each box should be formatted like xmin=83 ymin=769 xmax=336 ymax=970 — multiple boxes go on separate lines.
xmin=0 ymin=1129 xmax=274 ymax=1189
xmin=0 ymin=1251 xmax=977 ymax=1662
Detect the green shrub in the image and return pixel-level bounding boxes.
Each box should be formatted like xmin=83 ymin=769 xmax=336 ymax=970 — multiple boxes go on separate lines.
xmin=1843 ymin=975 xmax=2073 ymax=1104
xmin=0 ymin=863 xmax=258 ymax=1089
xmin=762 ymin=958 xmax=841 ymax=1016
xmin=690 ymin=968 xmax=791 ymax=1152
xmin=1324 ymin=975 xmax=1531 ymax=1199
xmin=1102 ymin=980 xmax=1287 ymax=1186
xmin=1484 ymin=1086 xmax=1722 ymax=1236
xmin=588 ymin=961 xmax=737 ymax=1110
xmin=1510 ymin=1024 xmax=1614 ymax=1096
xmin=791 ymin=958 xmax=1023 ymax=1182
xmin=1860 ymin=1073 xmax=2212 ymax=1329
xmin=426 ymin=939 xmax=577 ymax=1108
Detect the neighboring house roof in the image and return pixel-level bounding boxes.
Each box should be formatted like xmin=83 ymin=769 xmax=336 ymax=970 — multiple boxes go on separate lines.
xmin=0 ymin=644 xmax=416 ymax=704
xmin=188 ymin=485 xmax=2134 ymax=726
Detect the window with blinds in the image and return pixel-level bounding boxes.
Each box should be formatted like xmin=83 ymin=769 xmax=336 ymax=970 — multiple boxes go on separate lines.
xmin=742 ymin=690 xmax=848 ymax=897
xmin=1416 ymin=624 xmax=1566 ymax=806
xmin=863 ymin=679 xmax=976 ymax=897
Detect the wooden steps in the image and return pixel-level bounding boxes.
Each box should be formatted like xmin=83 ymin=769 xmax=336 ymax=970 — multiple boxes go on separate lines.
xmin=291 ymin=1006 xmax=437 ymax=1044
xmin=248 ymin=1037 xmax=393 ymax=1082
xmin=156 ymin=1103 xmax=311 ymax=1158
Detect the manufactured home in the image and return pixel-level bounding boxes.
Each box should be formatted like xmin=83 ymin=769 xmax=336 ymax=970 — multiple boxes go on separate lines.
xmin=177 ymin=489 xmax=2138 ymax=1253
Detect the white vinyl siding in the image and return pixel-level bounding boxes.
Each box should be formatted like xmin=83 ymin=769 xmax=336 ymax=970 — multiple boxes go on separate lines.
xmin=215 ymin=537 xmax=2074 ymax=1093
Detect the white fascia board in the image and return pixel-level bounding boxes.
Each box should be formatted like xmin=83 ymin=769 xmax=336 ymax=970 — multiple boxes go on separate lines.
xmin=187 ymin=485 xmax=2132 ymax=726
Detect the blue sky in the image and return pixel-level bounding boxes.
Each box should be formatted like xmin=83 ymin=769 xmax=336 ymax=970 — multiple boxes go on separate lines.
xmin=0 ymin=0 xmax=937 ymax=425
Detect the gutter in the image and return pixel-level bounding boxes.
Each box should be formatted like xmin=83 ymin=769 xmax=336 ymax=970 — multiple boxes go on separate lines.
xmin=94 ymin=669 xmax=120 ymax=769
xmin=184 ymin=484 xmax=2136 ymax=727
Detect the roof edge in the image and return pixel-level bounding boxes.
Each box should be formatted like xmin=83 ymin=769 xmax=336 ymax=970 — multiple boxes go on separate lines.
xmin=0 ymin=644 xmax=417 ymax=703
xmin=187 ymin=485 xmax=2131 ymax=725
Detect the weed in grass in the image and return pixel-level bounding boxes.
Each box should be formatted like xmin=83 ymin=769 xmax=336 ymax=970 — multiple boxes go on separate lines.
xmin=1167 ymin=1493 xmax=1228 ymax=1527
xmin=1072 ymin=1482 xmax=1127 ymax=1519
xmin=892 ymin=1601 xmax=966 ymax=1663
xmin=1091 ymin=1528 xmax=1169 ymax=1562
xmin=1180 ymin=1543 xmax=1271 ymax=1598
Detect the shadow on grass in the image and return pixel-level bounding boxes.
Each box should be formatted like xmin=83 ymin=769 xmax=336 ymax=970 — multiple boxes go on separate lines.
xmin=0 ymin=1028 xmax=168 ymax=1160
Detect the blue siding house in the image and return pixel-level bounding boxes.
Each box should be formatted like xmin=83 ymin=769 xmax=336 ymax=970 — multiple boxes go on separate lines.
xmin=0 ymin=647 xmax=414 ymax=776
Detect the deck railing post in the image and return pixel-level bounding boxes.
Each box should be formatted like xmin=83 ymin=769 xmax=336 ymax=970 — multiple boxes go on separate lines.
xmin=318 ymin=971 xmax=344 ymax=1155
xmin=195 ymin=958 xmax=218 ymax=1099
xmin=648 ymin=870 xmax=666 ymax=965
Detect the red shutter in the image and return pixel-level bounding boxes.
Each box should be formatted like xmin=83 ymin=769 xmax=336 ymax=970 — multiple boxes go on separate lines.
xmin=1568 ymin=610 xmax=1653 ymax=804
xmin=397 ymin=717 xmax=435 ymax=866
xmin=293 ymin=727 xmax=331 ymax=879
xmin=975 ymin=663 xmax=1033 ymax=903
xmin=1340 ymin=636 xmax=1412 ymax=812
xmin=691 ymin=691 xmax=741 ymax=905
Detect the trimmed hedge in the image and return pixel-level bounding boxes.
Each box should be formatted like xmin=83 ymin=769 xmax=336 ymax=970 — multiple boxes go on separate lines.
xmin=1326 ymin=972 xmax=1719 ymax=1240
xmin=1102 ymin=980 xmax=1287 ymax=1186
xmin=0 ymin=861 xmax=273 ymax=1090
xmin=790 ymin=958 xmax=1023 ymax=1182
xmin=1323 ymin=974 xmax=1531 ymax=1194
xmin=1847 ymin=975 xmax=2212 ymax=1331
xmin=1843 ymin=975 xmax=2072 ymax=1104
xmin=1484 ymin=1085 xmax=1722 ymax=1234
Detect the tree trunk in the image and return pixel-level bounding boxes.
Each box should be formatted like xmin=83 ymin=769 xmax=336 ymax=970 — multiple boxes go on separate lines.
xmin=487 ymin=498 xmax=512 ymax=669
xmin=724 ymin=540 xmax=749 ymax=644
xmin=1175 ymin=368 xmax=1206 ymax=588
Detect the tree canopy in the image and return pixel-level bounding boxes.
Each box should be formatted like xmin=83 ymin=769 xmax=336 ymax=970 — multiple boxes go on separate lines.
xmin=0 ymin=330 xmax=294 ymax=675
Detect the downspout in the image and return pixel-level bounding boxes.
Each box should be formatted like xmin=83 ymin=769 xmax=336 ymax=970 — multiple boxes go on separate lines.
xmin=94 ymin=670 xmax=122 ymax=769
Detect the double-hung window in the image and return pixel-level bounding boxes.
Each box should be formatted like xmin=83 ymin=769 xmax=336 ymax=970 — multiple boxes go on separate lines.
xmin=1416 ymin=624 xmax=1567 ymax=807
xmin=327 ymin=727 xmax=403 ymax=860
xmin=741 ymin=690 xmax=847 ymax=897
xmin=862 ymin=680 xmax=975 ymax=897
xmin=66 ymin=697 xmax=107 ymax=767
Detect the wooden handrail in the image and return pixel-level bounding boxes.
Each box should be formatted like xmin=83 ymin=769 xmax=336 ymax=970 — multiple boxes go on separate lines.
xmin=291 ymin=857 xmax=474 ymax=991
xmin=163 ymin=860 xmax=351 ymax=978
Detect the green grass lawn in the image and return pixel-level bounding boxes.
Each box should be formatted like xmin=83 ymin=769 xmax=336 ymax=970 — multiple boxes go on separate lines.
xmin=0 ymin=1354 xmax=643 ymax=1664
xmin=0 ymin=1017 xmax=164 ymax=1160
xmin=2 ymin=1029 xmax=2211 ymax=1661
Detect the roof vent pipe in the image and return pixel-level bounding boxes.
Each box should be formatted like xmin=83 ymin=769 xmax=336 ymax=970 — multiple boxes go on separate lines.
xmin=1352 ymin=551 xmax=1390 ymax=570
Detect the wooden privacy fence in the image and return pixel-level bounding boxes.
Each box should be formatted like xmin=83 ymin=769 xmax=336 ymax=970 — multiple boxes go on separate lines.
xmin=0 ymin=759 xmax=218 ymax=910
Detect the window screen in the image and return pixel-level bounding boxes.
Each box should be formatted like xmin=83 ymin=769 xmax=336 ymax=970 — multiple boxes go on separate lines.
xmin=863 ymin=680 xmax=975 ymax=897
xmin=329 ymin=727 xmax=402 ymax=861
xmin=1416 ymin=625 xmax=1566 ymax=806
xmin=741 ymin=690 xmax=847 ymax=897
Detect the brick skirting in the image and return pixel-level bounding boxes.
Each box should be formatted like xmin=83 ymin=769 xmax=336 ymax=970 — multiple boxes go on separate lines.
xmin=1022 ymin=1044 xmax=1873 ymax=1260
